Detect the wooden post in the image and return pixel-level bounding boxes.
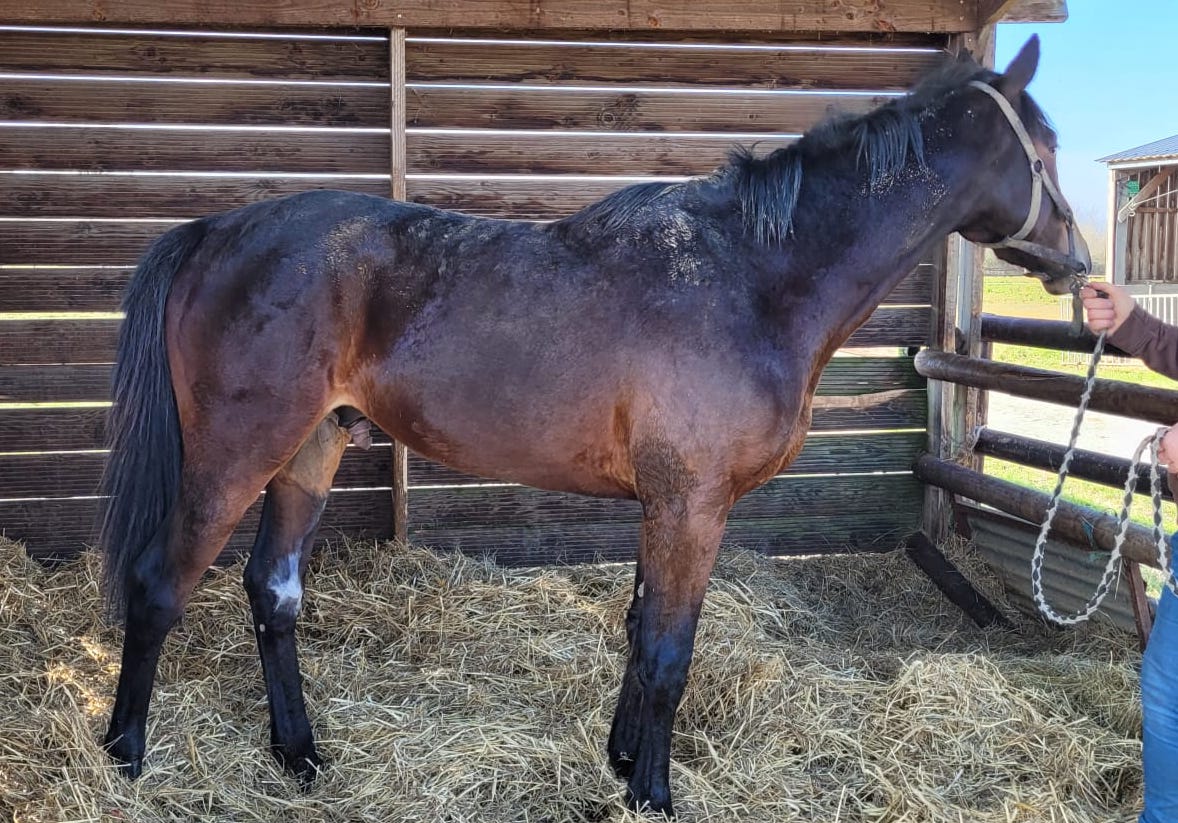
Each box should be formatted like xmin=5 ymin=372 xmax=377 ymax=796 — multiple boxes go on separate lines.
xmin=390 ymin=28 xmax=410 ymax=543
xmin=1124 ymin=561 xmax=1154 ymax=651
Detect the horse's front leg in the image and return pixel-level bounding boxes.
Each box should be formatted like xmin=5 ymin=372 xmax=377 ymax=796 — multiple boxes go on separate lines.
xmin=608 ymin=485 xmax=729 ymax=817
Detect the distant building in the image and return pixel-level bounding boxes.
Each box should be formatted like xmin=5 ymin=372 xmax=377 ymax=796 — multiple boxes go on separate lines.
xmin=1100 ymin=135 xmax=1178 ymax=288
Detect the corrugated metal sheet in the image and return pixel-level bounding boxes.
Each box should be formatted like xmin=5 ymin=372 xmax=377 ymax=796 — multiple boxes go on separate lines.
xmin=962 ymin=505 xmax=1141 ymax=633
xmin=1099 ymin=134 xmax=1178 ymax=164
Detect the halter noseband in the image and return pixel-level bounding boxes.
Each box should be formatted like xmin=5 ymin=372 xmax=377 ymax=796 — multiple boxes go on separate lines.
xmin=968 ymin=80 xmax=1084 ymax=274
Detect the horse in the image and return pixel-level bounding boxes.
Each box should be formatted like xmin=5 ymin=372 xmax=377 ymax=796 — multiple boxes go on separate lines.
xmin=98 ymin=36 xmax=1088 ymax=817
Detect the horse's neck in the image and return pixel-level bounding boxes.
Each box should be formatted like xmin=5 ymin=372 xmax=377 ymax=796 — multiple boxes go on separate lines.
xmin=783 ymin=154 xmax=976 ymax=346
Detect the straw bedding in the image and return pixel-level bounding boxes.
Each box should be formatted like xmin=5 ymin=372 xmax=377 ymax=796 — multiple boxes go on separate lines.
xmin=0 ymin=534 xmax=1143 ymax=822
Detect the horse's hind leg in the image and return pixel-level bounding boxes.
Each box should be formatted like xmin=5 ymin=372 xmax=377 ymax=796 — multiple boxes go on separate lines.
xmin=243 ymin=416 xmax=349 ymax=784
xmin=104 ymin=458 xmax=278 ymax=777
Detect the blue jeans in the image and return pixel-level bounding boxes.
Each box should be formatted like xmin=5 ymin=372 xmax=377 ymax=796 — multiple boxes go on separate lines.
xmin=1141 ymin=577 xmax=1178 ymax=822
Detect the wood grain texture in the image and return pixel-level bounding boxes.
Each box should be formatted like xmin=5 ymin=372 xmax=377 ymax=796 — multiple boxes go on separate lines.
xmin=0 ymin=174 xmax=391 ymax=220
xmin=405 ymin=86 xmax=889 ymax=133
xmin=405 ymin=40 xmax=944 ymax=90
xmin=0 ymin=221 xmax=175 ymax=266
xmin=0 ymin=29 xmax=390 ymax=81
xmin=0 ymin=1 xmax=991 ymax=33
xmin=406 ymin=131 xmax=792 ymax=175
xmin=0 ymin=77 xmax=391 ymax=128
xmin=0 ymin=126 xmax=391 ymax=175
xmin=0 ymin=267 xmax=131 ymax=311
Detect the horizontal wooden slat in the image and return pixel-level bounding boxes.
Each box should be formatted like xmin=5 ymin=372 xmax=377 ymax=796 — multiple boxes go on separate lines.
xmin=0 ymin=2 xmax=991 ymax=33
xmin=0 ymin=30 xmax=388 ymax=81
xmin=411 ymin=474 xmax=922 ymax=565
xmin=0 ymin=222 xmax=173 ymax=266
xmin=0 ymin=77 xmax=390 ymax=128
xmin=0 ymin=408 xmax=106 ymax=453
xmin=411 ymin=429 xmax=923 ymax=489
xmin=410 ymin=472 xmax=920 ymax=530
xmin=0 ymin=175 xmax=391 ymax=220
xmin=406 ymin=132 xmax=790 ymax=175
xmin=0 ymin=126 xmax=390 ymax=175
xmin=0 ymin=443 xmax=391 ymax=498
xmin=0 ymin=267 xmax=130 ymax=311
xmin=0 ymin=365 xmax=113 ymax=403
xmin=405 ymin=40 xmax=944 ymax=91
xmin=2 ymin=487 xmax=392 ymax=560
xmin=0 ymin=305 xmax=928 ymax=368
xmin=406 ymin=86 xmax=888 ymax=133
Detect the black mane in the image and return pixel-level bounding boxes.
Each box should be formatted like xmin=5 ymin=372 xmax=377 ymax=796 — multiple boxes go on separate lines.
xmin=560 ymin=57 xmax=1056 ymax=245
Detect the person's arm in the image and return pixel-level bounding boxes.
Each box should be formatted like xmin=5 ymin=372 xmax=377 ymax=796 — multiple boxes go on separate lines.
xmin=1081 ymin=283 xmax=1178 ymax=382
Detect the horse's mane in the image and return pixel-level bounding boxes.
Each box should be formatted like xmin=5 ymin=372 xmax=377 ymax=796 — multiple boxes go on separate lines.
xmin=559 ymin=57 xmax=1055 ymax=245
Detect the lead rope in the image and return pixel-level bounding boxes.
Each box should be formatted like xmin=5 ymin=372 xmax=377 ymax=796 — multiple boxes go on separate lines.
xmin=1031 ymin=330 xmax=1178 ymax=624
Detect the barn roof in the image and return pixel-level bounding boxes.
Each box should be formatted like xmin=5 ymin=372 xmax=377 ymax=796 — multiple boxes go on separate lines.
xmin=1099 ymin=134 xmax=1178 ymax=165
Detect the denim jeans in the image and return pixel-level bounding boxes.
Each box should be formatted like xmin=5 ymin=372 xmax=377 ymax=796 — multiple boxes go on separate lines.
xmin=1141 ymin=572 xmax=1178 ymax=822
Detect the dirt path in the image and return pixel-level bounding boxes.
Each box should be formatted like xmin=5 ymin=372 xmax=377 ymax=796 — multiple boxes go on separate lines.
xmin=986 ymin=392 xmax=1163 ymax=460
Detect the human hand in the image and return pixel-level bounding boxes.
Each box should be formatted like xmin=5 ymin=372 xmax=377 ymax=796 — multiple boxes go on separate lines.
xmin=1079 ymin=282 xmax=1134 ymax=335
xmin=1159 ymin=426 xmax=1178 ymax=467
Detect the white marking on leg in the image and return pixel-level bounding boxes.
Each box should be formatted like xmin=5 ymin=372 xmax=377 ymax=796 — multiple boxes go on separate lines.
xmin=269 ymin=553 xmax=303 ymax=617
xmin=637 ymin=581 xmax=645 ymax=598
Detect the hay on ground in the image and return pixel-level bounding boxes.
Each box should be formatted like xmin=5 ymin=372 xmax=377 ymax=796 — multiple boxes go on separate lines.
xmin=0 ymin=535 xmax=1144 ymax=822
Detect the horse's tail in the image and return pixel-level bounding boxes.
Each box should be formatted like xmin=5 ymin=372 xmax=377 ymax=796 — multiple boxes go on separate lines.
xmin=99 ymin=218 xmax=208 ymax=622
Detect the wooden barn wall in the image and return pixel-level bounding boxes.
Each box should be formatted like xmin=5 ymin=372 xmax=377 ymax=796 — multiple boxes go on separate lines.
xmin=0 ymin=25 xmax=947 ymax=565
xmin=1122 ymin=166 xmax=1178 ymax=285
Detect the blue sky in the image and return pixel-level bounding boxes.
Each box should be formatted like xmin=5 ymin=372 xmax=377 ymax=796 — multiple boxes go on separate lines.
xmin=995 ymin=0 xmax=1178 ymax=229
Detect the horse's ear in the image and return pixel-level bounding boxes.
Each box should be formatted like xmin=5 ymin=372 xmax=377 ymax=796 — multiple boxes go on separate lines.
xmin=996 ymin=35 xmax=1039 ymax=101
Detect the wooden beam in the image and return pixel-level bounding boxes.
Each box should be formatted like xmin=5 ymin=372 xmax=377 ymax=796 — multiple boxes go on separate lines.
xmin=914 ymin=349 xmax=1178 ymax=425
xmin=1117 ymin=168 xmax=1176 ymax=223
xmin=0 ymin=0 xmax=986 ymax=33
xmin=993 ymin=0 xmax=1069 ymax=23
xmin=390 ymin=27 xmax=410 ymax=545
xmin=973 ymin=427 xmax=1172 ymax=500
xmin=978 ymin=313 xmax=1132 ymax=356
xmin=903 ymin=530 xmax=1008 ymax=627
xmin=914 ymin=454 xmax=1164 ymax=568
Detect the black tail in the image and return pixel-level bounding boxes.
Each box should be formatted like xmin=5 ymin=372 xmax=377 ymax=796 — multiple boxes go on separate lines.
xmin=99 ymin=219 xmax=208 ymax=622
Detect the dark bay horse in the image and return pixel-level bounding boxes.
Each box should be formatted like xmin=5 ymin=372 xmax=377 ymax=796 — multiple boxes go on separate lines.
xmin=100 ymin=37 xmax=1088 ymax=816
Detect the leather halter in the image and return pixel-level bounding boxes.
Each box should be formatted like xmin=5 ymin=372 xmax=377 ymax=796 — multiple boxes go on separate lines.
xmin=968 ymin=80 xmax=1085 ymax=274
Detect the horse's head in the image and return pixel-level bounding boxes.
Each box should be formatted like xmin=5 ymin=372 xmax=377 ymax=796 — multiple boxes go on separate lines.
xmin=955 ymin=36 xmax=1090 ymax=295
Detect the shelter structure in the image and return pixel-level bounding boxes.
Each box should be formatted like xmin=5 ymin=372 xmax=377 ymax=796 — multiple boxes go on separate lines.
xmin=1101 ymin=135 xmax=1178 ymax=287
xmin=0 ymin=1 xmax=1072 ymax=592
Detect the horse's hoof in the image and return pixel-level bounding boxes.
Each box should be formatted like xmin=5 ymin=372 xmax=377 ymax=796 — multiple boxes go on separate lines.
xmin=103 ymin=732 xmax=144 ymax=779
xmin=273 ymin=742 xmax=323 ymax=789
xmin=625 ymin=787 xmax=675 ymax=820
xmin=608 ymin=749 xmax=636 ymax=780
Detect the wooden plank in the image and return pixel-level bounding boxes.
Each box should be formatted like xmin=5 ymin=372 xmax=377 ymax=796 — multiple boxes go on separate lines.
xmin=0 ymin=408 xmax=107 ymax=453
xmin=0 ymin=444 xmax=392 ymax=498
xmin=913 ymin=350 xmax=1178 ymax=426
xmin=410 ymin=451 xmax=919 ymax=532
xmin=405 ymin=86 xmax=889 ymax=133
xmin=0 ymin=222 xmax=172 ymax=267
xmin=405 ymin=39 xmax=944 ymax=91
xmin=0 ymin=174 xmax=391 ymax=220
xmin=409 ymin=430 xmax=925 ymax=487
xmin=406 ymin=132 xmax=792 ymax=176
xmin=2 ymin=487 xmax=392 ymax=560
xmin=0 ymin=1 xmax=994 ymax=33
xmin=0 ymin=267 xmax=131 ymax=311
xmin=411 ymin=509 xmax=919 ymax=565
xmin=0 ymin=364 xmax=113 ymax=403
xmin=0 ymin=78 xmax=390 ymax=128
xmin=0 ymin=30 xmax=390 ymax=81
xmin=0 ymin=126 xmax=390 ymax=175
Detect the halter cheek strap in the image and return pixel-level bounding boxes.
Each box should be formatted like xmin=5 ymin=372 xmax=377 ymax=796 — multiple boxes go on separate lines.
xmin=967 ymin=80 xmax=1078 ymax=261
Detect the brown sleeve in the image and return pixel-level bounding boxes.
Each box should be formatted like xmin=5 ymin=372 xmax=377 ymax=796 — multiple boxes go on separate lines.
xmin=1108 ymin=304 xmax=1178 ymax=381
